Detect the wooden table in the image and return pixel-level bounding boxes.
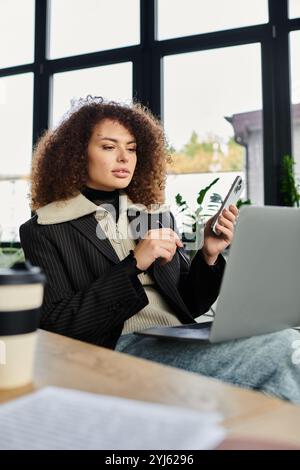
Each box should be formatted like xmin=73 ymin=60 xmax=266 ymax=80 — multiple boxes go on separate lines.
xmin=1 ymin=329 xmax=300 ymax=449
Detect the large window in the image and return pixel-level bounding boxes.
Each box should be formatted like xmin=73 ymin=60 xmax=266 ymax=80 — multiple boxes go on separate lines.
xmin=164 ymin=44 xmax=263 ymax=215
xmin=289 ymin=0 xmax=300 ymax=18
xmin=0 ymin=0 xmax=35 ymax=68
xmin=48 ymin=0 xmax=140 ymax=59
xmin=51 ymin=63 xmax=133 ymax=127
xmin=0 ymin=0 xmax=35 ymax=243
xmin=157 ymin=0 xmax=268 ymax=40
xmin=0 ymin=73 xmax=34 ymax=241
xmin=0 ymin=1 xmax=299 ymax=242
xmin=290 ymin=31 xmax=300 ymax=179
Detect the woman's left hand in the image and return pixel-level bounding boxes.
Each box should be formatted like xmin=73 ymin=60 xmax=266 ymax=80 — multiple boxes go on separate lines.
xmin=201 ymin=204 xmax=239 ymax=265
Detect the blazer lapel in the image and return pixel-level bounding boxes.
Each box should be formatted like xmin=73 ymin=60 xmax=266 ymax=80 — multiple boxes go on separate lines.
xmin=70 ymin=214 xmax=120 ymax=264
xmin=152 ymin=256 xmax=193 ymax=320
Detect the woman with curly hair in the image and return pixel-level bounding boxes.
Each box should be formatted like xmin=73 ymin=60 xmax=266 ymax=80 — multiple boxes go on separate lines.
xmin=20 ymin=97 xmax=300 ymax=404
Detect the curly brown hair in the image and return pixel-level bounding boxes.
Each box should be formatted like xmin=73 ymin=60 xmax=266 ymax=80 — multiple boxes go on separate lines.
xmin=31 ymin=97 xmax=171 ymax=211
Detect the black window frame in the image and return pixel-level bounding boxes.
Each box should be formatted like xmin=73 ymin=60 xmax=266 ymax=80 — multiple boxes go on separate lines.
xmin=0 ymin=0 xmax=299 ymax=247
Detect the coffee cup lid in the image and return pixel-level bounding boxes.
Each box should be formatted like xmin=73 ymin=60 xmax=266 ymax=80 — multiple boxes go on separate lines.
xmin=0 ymin=261 xmax=46 ymax=285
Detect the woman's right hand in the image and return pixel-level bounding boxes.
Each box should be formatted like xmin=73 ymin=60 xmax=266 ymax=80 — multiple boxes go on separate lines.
xmin=133 ymin=228 xmax=183 ymax=272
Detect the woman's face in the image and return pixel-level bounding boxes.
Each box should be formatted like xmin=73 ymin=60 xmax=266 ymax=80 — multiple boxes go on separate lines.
xmin=86 ymin=119 xmax=137 ymax=191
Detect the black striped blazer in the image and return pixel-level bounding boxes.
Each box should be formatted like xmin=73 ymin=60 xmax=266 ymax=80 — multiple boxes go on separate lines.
xmin=19 ymin=210 xmax=225 ymax=349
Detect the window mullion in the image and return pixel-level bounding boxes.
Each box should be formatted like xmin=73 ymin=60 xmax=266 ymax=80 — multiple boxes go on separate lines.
xmin=32 ymin=0 xmax=49 ymax=147
xmin=134 ymin=0 xmax=161 ymax=118
xmin=265 ymin=0 xmax=292 ymax=204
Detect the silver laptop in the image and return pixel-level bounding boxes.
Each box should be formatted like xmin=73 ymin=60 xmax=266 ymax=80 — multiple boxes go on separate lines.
xmin=136 ymin=206 xmax=300 ymax=343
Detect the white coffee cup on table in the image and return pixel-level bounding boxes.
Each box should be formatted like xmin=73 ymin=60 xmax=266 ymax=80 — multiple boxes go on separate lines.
xmin=0 ymin=262 xmax=45 ymax=389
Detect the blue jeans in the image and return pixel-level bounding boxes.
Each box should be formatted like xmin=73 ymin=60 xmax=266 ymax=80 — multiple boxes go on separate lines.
xmin=115 ymin=328 xmax=300 ymax=404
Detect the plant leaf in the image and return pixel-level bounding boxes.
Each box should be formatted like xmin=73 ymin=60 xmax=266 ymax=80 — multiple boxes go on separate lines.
xmin=197 ymin=178 xmax=219 ymax=205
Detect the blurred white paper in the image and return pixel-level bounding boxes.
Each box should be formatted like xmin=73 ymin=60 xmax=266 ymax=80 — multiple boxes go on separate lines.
xmin=0 ymin=386 xmax=226 ymax=450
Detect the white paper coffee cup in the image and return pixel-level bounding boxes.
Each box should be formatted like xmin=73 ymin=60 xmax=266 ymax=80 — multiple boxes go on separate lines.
xmin=0 ymin=262 xmax=45 ymax=389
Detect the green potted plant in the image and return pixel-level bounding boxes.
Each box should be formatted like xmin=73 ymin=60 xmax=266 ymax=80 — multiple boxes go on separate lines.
xmin=0 ymin=227 xmax=25 ymax=268
xmin=175 ymin=177 xmax=222 ymax=259
xmin=175 ymin=179 xmax=253 ymax=260
xmin=280 ymin=155 xmax=300 ymax=207
xmin=236 ymin=198 xmax=252 ymax=210
xmin=0 ymin=246 xmax=25 ymax=268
